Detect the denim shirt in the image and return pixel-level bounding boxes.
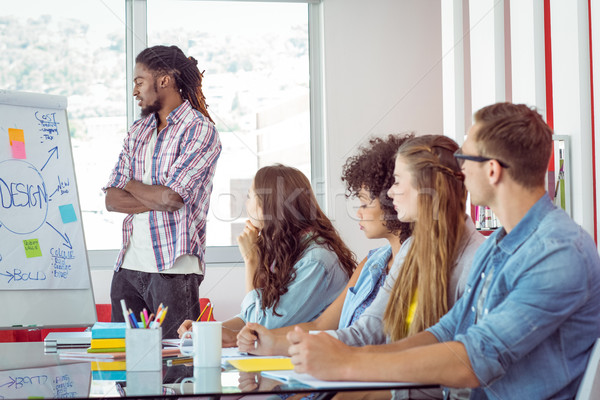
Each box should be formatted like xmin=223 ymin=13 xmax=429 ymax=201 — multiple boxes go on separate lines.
xmin=338 ymin=245 xmax=392 ymax=329
xmin=428 ymin=194 xmax=600 ymax=400
xmin=237 ymin=241 xmax=349 ymax=329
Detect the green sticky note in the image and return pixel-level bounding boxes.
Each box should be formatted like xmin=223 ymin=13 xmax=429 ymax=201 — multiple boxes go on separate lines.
xmin=23 ymin=239 xmax=42 ymax=258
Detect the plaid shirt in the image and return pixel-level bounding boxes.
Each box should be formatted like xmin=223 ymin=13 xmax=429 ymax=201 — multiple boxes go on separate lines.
xmin=104 ymin=100 xmax=221 ymax=271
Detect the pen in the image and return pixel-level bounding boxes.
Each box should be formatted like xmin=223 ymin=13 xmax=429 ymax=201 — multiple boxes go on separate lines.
xmin=120 ymin=299 xmax=131 ymax=329
xmin=253 ymin=297 xmax=260 ymax=349
xmin=128 ymin=308 xmax=139 ymax=328
xmin=196 ymin=302 xmax=211 ymax=322
xmin=254 ymin=298 xmax=260 ymax=323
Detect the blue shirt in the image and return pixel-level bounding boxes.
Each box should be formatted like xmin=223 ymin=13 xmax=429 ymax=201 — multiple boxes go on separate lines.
xmin=338 ymin=245 xmax=391 ymax=329
xmin=428 ymin=194 xmax=600 ymax=399
xmin=237 ymin=241 xmax=349 ymax=329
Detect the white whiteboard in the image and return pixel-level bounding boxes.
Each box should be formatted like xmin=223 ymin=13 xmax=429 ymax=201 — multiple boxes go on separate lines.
xmin=0 ymin=90 xmax=96 ymax=328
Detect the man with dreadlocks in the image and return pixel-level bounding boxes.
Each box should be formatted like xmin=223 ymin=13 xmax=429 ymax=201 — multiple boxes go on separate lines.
xmin=103 ymin=45 xmax=221 ymax=337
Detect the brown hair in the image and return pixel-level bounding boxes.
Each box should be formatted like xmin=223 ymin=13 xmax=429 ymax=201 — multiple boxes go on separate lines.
xmin=473 ymin=102 xmax=553 ymax=187
xmin=383 ymin=135 xmax=466 ymax=340
xmin=341 ymin=133 xmax=414 ymax=244
xmin=252 ymin=164 xmax=356 ymax=315
xmin=136 ymin=45 xmax=214 ymax=123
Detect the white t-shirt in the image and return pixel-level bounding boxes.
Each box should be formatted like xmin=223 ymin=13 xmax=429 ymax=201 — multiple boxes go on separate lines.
xmin=121 ymin=130 xmax=201 ymax=275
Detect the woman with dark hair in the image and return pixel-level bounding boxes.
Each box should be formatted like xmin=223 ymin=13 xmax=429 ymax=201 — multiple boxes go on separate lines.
xmin=236 ymin=134 xmax=413 ymax=357
xmin=178 ymin=164 xmax=355 ymax=346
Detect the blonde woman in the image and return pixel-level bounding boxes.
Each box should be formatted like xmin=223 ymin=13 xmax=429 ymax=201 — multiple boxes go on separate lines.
xmin=287 ymin=135 xmax=485 ymax=399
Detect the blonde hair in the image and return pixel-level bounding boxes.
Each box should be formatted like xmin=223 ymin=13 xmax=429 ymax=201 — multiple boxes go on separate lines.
xmin=383 ymin=135 xmax=466 ymax=341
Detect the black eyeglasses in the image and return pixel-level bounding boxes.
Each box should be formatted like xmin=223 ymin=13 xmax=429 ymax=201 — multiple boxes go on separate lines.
xmin=453 ymin=148 xmax=509 ymax=168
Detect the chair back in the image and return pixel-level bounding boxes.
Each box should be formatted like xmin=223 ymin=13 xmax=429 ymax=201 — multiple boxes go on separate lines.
xmin=576 ymin=338 xmax=600 ymax=400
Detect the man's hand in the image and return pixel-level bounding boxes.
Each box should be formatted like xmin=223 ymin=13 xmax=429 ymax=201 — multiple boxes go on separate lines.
xmin=287 ymin=326 xmax=358 ymax=381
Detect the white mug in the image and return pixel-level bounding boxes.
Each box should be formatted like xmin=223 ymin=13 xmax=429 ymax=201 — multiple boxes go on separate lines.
xmin=180 ymin=367 xmax=222 ymax=395
xmin=179 ymin=321 xmax=222 ymax=367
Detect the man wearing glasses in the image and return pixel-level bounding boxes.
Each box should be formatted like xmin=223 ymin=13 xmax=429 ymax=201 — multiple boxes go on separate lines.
xmin=287 ymin=102 xmax=600 ymax=399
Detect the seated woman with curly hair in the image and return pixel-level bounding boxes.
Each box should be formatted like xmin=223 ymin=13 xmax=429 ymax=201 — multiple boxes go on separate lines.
xmin=178 ymin=164 xmax=356 ymax=346
xmin=236 ymin=134 xmax=414 ymax=356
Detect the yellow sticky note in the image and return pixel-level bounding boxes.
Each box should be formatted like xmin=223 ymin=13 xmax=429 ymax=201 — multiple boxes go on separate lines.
xmin=8 ymin=128 xmax=24 ymax=146
xmin=228 ymin=358 xmax=294 ymax=372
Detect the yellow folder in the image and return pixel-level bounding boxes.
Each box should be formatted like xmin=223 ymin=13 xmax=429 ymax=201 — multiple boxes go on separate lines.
xmin=91 ymin=338 xmax=126 ymax=349
xmin=228 ymin=358 xmax=294 ymax=372
xmin=90 ymin=361 xmax=127 ymax=371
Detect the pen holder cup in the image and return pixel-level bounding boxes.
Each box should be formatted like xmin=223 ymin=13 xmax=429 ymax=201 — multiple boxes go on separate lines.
xmin=180 ymin=366 xmax=222 ymax=394
xmin=126 ymin=328 xmax=162 ymax=372
xmin=127 ymin=370 xmax=162 ymax=396
xmin=179 ymin=321 xmax=222 ymax=367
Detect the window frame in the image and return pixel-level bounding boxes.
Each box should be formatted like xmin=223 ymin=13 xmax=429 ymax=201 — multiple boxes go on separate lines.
xmin=89 ymin=0 xmax=325 ymax=268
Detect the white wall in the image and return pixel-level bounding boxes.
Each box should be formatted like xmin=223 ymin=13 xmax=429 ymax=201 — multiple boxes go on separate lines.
xmin=321 ymin=0 xmax=443 ymax=258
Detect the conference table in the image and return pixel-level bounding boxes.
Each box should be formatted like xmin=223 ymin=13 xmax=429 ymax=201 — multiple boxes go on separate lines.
xmin=0 ymin=342 xmax=438 ymax=399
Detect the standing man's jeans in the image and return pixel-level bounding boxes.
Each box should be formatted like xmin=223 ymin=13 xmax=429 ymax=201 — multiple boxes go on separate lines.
xmin=110 ymin=269 xmax=203 ymax=338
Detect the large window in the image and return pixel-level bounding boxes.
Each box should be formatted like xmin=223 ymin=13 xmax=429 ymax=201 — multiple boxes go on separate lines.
xmin=1 ymin=1 xmax=317 ymax=255
xmin=146 ymin=1 xmax=311 ymax=246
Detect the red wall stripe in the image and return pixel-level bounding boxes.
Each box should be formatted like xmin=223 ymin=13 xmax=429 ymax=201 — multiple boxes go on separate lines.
xmin=544 ymin=0 xmax=554 ymax=129
xmin=588 ymin=0 xmax=598 ymax=243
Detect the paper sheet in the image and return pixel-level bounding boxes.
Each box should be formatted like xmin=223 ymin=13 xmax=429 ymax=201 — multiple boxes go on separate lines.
xmin=261 ymin=370 xmax=422 ymax=389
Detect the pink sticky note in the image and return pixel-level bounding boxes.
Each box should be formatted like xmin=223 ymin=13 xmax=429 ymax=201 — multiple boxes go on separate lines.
xmin=11 ymin=140 xmax=26 ymax=159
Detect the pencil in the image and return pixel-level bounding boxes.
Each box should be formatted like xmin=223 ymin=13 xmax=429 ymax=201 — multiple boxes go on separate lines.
xmin=207 ymin=305 xmax=213 ymax=322
xmin=158 ymin=306 xmax=168 ymax=327
xmin=166 ymin=357 xmax=193 ymax=367
xmin=196 ymin=302 xmax=211 ymax=322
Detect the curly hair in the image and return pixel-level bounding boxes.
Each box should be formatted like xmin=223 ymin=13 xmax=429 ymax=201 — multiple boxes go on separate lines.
xmin=341 ymin=133 xmax=414 ymax=244
xmin=252 ymin=164 xmax=356 ymax=315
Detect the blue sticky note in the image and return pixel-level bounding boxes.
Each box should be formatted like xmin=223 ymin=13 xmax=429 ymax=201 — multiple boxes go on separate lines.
xmin=58 ymin=204 xmax=77 ymax=223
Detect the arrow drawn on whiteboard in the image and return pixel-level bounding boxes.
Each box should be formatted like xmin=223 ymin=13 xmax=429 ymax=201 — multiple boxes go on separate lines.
xmin=45 ymin=221 xmax=73 ymax=249
xmin=40 ymin=146 xmax=59 ymax=171
xmin=49 ymin=186 xmax=60 ymax=200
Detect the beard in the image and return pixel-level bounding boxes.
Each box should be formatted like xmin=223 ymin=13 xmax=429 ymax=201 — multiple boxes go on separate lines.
xmin=140 ymin=79 xmax=162 ymax=117
xmin=140 ymin=99 xmax=161 ymax=117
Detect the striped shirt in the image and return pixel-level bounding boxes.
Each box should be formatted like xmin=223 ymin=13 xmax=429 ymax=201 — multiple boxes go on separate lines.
xmin=104 ymin=100 xmax=221 ymax=272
